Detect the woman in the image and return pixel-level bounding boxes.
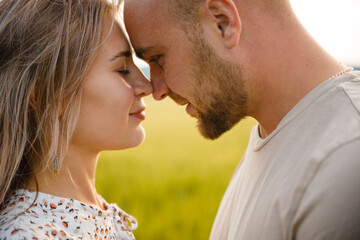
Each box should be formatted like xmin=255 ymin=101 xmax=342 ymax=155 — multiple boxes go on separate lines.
xmin=0 ymin=0 xmax=152 ymax=239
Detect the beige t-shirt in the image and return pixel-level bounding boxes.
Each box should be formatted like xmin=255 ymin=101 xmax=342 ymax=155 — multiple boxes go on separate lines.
xmin=210 ymin=72 xmax=360 ymax=240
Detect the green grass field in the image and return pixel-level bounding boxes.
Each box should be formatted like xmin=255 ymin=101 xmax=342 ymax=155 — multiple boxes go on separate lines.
xmin=95 ymin=98 xmax=257 ymax=240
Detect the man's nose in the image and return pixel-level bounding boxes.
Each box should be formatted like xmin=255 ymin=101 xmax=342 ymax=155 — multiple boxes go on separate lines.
xmin=150 ymin=69 xmax=170 ymax=101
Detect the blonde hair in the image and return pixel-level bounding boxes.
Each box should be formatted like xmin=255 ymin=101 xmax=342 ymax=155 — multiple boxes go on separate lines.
xmin=0 ymin=0 xmax=121 ymax=207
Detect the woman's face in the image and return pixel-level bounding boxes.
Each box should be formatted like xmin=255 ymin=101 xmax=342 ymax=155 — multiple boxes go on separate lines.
xmin=71 ymin=18 xmax=153 ymax=152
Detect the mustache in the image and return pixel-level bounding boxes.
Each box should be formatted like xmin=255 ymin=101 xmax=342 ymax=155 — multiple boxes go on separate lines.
xmin=168 ymin=91 xmax=188 ymax=105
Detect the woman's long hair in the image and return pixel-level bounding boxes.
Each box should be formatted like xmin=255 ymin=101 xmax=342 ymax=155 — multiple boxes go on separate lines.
xmin=0 ymin=0 xmax=120 ymax=207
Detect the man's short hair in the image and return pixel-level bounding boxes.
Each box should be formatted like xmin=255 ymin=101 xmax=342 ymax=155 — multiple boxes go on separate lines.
xmin=168 ymin=0 xmax=289 ymax=25
xmin=168 ymin=0 xmax=204 ymax=30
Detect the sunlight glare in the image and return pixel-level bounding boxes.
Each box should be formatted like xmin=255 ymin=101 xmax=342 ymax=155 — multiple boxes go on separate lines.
xmin=290 ymin=0 xmax=360 ymax=66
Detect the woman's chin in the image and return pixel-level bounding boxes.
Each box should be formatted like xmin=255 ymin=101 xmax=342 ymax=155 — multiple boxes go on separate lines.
xmin=81 ymin=127 xmax=147 ymax=152
xmin=112 ymin=128 xmax=146 ymax=150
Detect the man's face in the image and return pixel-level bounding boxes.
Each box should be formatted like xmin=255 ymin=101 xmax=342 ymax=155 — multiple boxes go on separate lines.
xmin=124 ymin=0 xmax=248 ymax=139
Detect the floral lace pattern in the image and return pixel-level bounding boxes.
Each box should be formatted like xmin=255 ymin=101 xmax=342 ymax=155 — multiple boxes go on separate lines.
xmin=0 ymin=189 xmax=137 ymax=239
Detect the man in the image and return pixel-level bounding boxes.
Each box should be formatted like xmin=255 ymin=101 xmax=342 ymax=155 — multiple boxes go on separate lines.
xmin=124 ymin=0 xmax=360 ymax=239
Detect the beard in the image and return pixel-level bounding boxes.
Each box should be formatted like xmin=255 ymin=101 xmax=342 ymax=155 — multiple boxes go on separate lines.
xmin=189 ymin=32 xmax=248 ymax=140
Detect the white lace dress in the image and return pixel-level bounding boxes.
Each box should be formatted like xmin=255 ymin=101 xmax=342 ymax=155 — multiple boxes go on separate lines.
xmin=0 ymin=189 xmax=137 ymax=240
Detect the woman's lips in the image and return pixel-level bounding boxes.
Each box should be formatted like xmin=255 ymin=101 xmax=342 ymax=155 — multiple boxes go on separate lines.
xmin=130 ymin=108 xmax=146 ymax=120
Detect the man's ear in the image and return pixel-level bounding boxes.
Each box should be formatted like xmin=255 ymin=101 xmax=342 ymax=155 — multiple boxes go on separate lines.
xmin=204 ymin=0 xmax=241 ymax=49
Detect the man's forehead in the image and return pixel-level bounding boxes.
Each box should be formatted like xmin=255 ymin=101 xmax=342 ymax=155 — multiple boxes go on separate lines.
xmin=125 ymin=0 xmax=167 ymax=13
xmin=124 ymin=0 xmax=172 ymax=29
xmin=124 ymin=0 xmax=174 ymax=51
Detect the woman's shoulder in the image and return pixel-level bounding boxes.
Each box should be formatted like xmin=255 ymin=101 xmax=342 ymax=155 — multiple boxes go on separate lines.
xmin=0 ymin=215 xmax=70 ymax=239
xmin=0 ymin=189 xmax=81 ymax=239
xmin=0 ymin=190 xmax=48 ymax=239
xmin=0 ymin=218 xmax=51 ymax=239
xmin=0 ymin=189 xmax=138 ymax=239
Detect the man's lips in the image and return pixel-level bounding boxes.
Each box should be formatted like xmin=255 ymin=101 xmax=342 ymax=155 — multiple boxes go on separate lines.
xmin=171 ymin=98 xmax=198 ymax=118
xmin=168 ymin=92 xmax=198 ymax=117
xmin=186 ymin=103 xmax=197 ymax=117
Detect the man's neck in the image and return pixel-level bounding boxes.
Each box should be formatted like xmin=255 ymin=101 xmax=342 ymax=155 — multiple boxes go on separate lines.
xmin=240 ymin=8 xmax=347 ymax=138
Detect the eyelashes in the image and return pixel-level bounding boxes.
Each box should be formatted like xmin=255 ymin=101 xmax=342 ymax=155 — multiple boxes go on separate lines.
xmin=117 ymin=69 xmax=130 ymax=75
xmin=148 ymin=55 xmax=163 ymax=67
xmin=148 ymin=57 xmax=158 ymax=64
xmin=114 ymin=57 xmax=130 ymax=76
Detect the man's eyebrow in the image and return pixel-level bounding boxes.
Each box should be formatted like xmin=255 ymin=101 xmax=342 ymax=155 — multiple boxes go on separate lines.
xmin=111 ymin=50 xmax=132 ymax=61
xmin=135 ymin=46 xmax=156 ymax=60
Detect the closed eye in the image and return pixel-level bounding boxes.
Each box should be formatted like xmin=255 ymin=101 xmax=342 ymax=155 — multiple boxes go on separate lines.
xmin=117 ymin=69 xmax=130 ymax=75
xmin=148 ymin=56 xmax=158 ymax=64
xmin=148 ymin=55 xmax=163 ymax=67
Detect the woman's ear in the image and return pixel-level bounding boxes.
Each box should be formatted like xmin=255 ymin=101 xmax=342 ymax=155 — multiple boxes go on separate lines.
xmin=204 ymin=0 xmax=241 ymax=49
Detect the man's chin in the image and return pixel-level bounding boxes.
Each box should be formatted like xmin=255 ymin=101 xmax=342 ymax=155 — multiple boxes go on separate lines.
xmin=196 ymin=119 xmax=228 ymax=140
xmin=196 ymin=113 xmax=246 ymax=140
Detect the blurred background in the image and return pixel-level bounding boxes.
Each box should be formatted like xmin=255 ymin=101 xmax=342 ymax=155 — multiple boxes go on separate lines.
xmin=96 ymin=1 xmax=360 ymax=239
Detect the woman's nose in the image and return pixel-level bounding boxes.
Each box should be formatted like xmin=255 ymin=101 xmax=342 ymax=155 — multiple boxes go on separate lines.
xmin=132 ymin=67 xmax=153 ymax=97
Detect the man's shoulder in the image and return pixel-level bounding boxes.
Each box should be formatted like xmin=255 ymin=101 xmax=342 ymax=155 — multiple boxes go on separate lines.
xmin=293 ymin=137 xmax=360 ymax=240
xmin=338 ymin=71 xmax=360 ymax=115
xmin=299 ymin=72 xmax=360 ymax=152
xmin=314 ymin=136 xmax=360 ymax=184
